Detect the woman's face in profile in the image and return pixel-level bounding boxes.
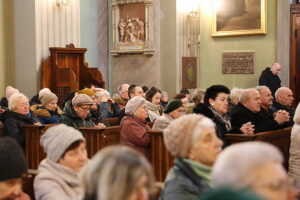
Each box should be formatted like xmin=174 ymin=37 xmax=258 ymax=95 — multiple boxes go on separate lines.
xmin=126 ymin=175 xmax=149 ymax=200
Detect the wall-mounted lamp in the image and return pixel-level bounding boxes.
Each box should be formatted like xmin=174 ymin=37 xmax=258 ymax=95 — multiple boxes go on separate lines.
xmin=56 ymin=0 xmax=71 ymax=6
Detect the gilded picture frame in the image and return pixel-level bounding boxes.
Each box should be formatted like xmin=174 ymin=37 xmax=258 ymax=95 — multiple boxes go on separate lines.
xmin=110 ymin=0 xmax=154 ymax=56
xmin=212 ymin=0 xmax=267 ymax=37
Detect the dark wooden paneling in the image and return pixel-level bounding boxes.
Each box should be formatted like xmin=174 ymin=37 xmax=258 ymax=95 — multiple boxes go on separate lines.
xmin=226 ymin=127 xmax=292 ymax=169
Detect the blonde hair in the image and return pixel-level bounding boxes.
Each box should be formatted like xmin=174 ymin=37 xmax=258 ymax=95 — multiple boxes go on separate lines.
xmin=80 ymin=145 xmax=155 ymax=200
xmin=230 ymin=87 xmax=244 ymax=105
xmin=8 ymin=93 xmax=28 ymax=111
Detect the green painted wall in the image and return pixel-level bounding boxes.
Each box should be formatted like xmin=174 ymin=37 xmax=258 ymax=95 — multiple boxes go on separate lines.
xmin=199 ymin=1 xmax=277 ymax=89
xmin=0 ymin=0 xmax=15 ymax=96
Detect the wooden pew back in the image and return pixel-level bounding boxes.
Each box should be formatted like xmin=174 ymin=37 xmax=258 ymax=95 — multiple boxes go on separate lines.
xmin=226 ymin=127 xmax=292 ymax=169
xmin=23 ymin=169 xmax=38 ymax=200
xmin=79 ymin=126 xmax=121 ymax=157
xmin=148 ymin=130 xmax=174 ymax=182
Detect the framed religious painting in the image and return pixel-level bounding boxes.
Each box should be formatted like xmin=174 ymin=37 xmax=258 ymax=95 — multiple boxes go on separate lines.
xmin=110 ymin=0 xmax=154 ymax=56
xmin=182 ymin=57 xmax=197 ymax=89
xmin=212 ymin=0 xmax=267 ymax=37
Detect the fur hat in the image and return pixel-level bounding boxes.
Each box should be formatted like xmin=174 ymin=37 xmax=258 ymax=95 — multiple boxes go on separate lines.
xmin=164 ymin=99 xmax=183 ymax=114
xmin=0 ymin=137 xmax=27 ymax=181
xmin=40 ymin=124 xmax=85 ymax=162
xmin=77 ymin=88 xmax=95 ymax=97
xmin=125 ymin=96 xmax=146 ymax=115
xmin=39 ymin=88 xmax=51 ymax=100
xmin=41 ymin=92 xmax=58 ymax=106
xmin=72 ymin=94 xmax=93 ymax=106
xmin=163 ymin=114 xmax=214 ymax=158
xmin=6 ymin=86 xmax=20 ymax=100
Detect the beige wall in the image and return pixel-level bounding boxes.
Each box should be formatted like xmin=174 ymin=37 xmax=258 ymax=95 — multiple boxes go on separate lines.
xmin=199 ymin=1 xmax=277 ymax=89
xmin=0 ymin=0 xmax=15 ymax=97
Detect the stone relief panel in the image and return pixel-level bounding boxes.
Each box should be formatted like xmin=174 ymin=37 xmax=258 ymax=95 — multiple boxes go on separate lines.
xmin=111 ymin=0 xmax=154 ymax=56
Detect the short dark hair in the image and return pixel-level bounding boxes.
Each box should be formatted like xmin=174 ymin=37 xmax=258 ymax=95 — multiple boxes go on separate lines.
xmin=61 ymin=140 xmax=84 ymax=158
xmin=204 ymin=85 xmax=230 ymax=105
xmin=145 ymin=87 xmax=161 ymax=102
xmin=173 ymin=93 xmax=186 ymax=100
xmin=142 ymin=86 xmax=149 ymax=93
xmin=193 ymin=103 xmax=214 ymax=119
xmin=128 ymin=85 xmax=139 ymax=99
xmin=180 ymin=88 xmax=189 ymax=95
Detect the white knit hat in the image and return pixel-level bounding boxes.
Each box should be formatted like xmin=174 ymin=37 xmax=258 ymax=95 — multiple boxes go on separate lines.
xmin=125 ymin=96 xmax=146 ymax=115
xmin=39 ymin=88 xmax=51 ymax=100
xmin=40 ymin=124 xmax=85 ymax=162
xmin=6 ymin=86 xmax=20 ymax=100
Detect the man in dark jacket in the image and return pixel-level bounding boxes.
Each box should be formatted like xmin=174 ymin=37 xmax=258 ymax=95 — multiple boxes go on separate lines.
xmin=259 ymin=63 xmax=281 ymax=96
xmin=270 ymin=87 xmax=295 ymax=126
xmin=229 ymin=88 xmax=288 ymax=133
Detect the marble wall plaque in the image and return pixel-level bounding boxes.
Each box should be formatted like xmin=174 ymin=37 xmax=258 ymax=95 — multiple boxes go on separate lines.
xmin=222 ymin=52 xmax=254 ymax=74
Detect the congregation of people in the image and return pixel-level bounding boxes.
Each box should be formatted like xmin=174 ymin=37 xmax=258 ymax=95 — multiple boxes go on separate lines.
xmin=1 ymin=62 xmax=300 ymax=200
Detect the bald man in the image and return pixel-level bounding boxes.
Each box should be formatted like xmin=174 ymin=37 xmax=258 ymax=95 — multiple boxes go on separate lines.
xmin=229 ymin=88 xmax=287 ymax=133
xmin=259 ymin=63 xmax=281 ymax=96
xmin=270 ymin=87 xmax=295 ymax=126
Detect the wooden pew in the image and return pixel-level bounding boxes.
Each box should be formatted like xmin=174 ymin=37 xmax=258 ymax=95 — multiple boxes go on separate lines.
xmin=23 ymin=169 xmax=38 ymax=200
xmin=0 ymin=122 xmax=3 ymax=137
xmin=105 ymin=117 xmax=119 ymax=126
xmin=226 ymin=127 xmax=292 ymax=169
xmin=79 ymin=126 xmax=121 ymax=157
xmin=148 ymin=130 xmax=174 ymax=182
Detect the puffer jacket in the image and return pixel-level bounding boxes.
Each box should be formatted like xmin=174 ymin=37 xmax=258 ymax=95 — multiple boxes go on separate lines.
xmin=31 ymin=104 xmax=62 ymax=124
xmin=152 ymin=113 xmax=174 ymax=130
xmin=61 ymin=101 xmax=95 ymax=129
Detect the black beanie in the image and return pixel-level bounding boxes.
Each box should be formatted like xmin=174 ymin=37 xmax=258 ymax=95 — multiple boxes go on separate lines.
xmin=0 ymin=137 xmax=27 ymax=181
xmin=164 ymin=99 xmax=183 ymax=114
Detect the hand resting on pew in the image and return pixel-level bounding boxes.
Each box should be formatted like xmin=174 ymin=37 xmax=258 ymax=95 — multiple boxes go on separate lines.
xmin=34 ymin=122 xmax=42 ymax=126
xmin=94 ymin=122 xmax=106 ymax=129
xmin=274 ymin=110 xmax=290 ymax=125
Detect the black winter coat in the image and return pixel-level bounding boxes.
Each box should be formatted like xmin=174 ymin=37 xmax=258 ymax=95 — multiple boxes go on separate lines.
xmin=259 ymin=67 xmax=281 ymax=96
xmin=1 ymin=111 xmax=37 ymax=148
xmin=229 ymin=103 xmax=280 ymax=133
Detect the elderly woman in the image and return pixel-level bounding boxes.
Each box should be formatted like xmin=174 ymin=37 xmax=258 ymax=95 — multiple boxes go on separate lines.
xmin=160 ymin=114 xmax=223 ymax=200
xmin=31 ymin=92 xmax=62 ymax=124
xmin=1 ymin=93 xmax=40 ymax=147
xmin=80 ymin=145 xmax=155 ymax=200
xmin=228 ymin=87 xmax=244 ymax=112
xmin=120 ymin=96 xmax=150 ymax=158
xmin=145 ymin=87 xmax=163 ymax=121
xmin=194 ymin=85 xmax=250 ymax=147
xmin=96 ymin=90 xmax=120 ymax=118
xmin=152 ymin=99 xmax=184 ymax=130
xmin=34 ymin=124 xmax=88 ymax=200
xmin=289 ymin=102 xmax=300 ymax=189
xmin=212 ymin=142 xmax=292 ymax=200
xmin=61 ymin=94 xmax=106 ymax=129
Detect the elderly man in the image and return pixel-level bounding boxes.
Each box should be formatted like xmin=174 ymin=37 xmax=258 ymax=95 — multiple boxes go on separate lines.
xmin=229 ymin=88 xmax=287 ymax=134
xmin=61 ymin=94 xmax=106 ymax=129
xmin=113 ymin=83 xmax=130 ymax=109
xmin=271 ymin=87 xmax=295 ymax=126
xmin=259 ymin=63 xmax=282 ymax=96
xmin=117 ymin=84 xmax=145 ymax=124
xmin=212 ymin=142 xmax=293 ymax=200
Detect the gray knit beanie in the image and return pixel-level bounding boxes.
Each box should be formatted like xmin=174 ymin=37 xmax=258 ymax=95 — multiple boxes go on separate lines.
xmin=41 ymin=92 xmax=58 ymax=106
xmin=40 ymin=124 xmax=85 ymax=162
xmin=163 ymin=114 xmax=215 ymax=158
xmin=125 ymin=96 xmax=146 ymax=115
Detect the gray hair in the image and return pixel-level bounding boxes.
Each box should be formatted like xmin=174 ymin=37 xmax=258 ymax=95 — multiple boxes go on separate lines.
xmin=95 ymin=90 xmax=110 ymax=99
xmin=192 ymin=89 xmax=205 ymax=103
xmin=255 ymin=85 xmax=269 ymax=94
xmin=230 ymin=87 xmax=244 ymax=104
xmin=212 ymin=141 xmax=283 ymax=189
xmin=79 ymin=145 xmax=155 ymax=200
xmin=239 ymin=88 xmax=256 ymax=104
xmin=8 ymin=93 xmax=28 ymax=111
xmin=118 ymin=84 xmax=129 ymax=94
xmin=274 ymin=86 xmax=289 ymax=100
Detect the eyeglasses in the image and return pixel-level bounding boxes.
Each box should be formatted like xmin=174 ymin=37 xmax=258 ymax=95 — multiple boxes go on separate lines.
xmin=79 ymin=106 xmax=91 ymax=111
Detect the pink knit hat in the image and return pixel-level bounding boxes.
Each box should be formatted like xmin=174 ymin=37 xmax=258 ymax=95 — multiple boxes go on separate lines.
xmin=6 ymin=86 xmax=20 ymax=100
xmin=163 ymin=114 xmax=215 ymax=158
